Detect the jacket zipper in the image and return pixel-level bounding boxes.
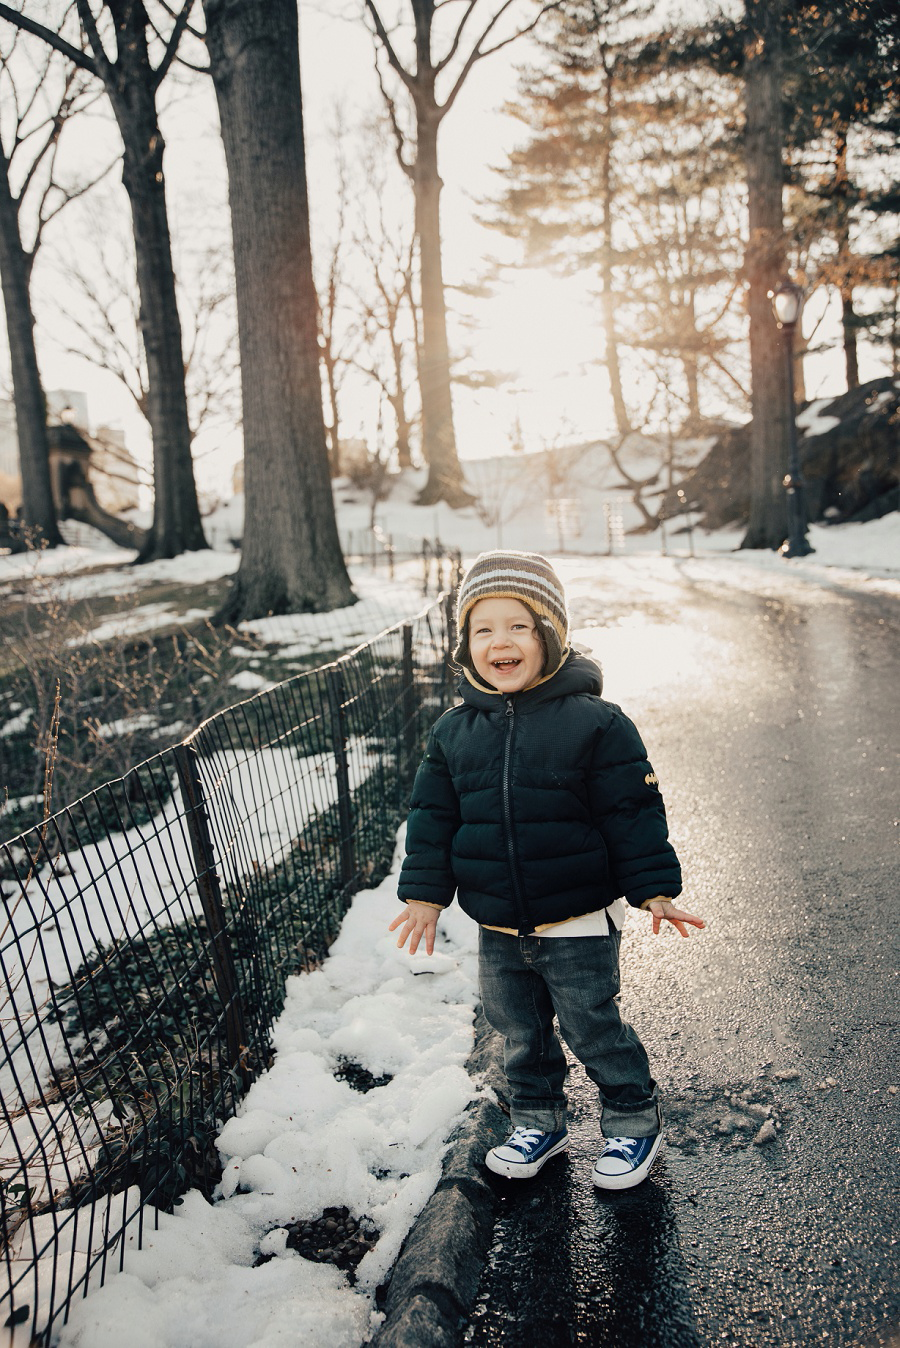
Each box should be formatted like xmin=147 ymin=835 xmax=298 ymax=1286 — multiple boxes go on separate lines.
xmin=502 ymin=697 xmax=531 ymax=935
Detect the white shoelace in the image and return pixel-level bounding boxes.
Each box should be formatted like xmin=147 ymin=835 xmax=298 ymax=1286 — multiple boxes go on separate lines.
xmin=507 ymin=1127 xmax=545 ymax=1151
xmin=602 ymin=1136 xmax=639 ymax=1154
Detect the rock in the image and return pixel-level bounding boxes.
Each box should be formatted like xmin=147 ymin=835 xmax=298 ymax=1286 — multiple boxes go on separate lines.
xmin=888 ymin=1086 xmax=897 ymax=1096
xmin=754 ymin=1120 xmax=778 ymax=1145
xmin=660 ymin=376 xmax=899 ymax=528
xmin=745 ymin=1102 xmax=770 ymax=1118
xmin=773 ymin=1069 xmax=801 ymax=1082
xmin=825 ymin=1077 xmax=838 ymax=1088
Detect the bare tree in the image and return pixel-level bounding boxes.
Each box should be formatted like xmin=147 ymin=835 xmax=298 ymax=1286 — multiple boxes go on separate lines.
xmin=363 ymin=0 xmax=558 ymax=508
xmin=315 ymin=113 xmax=357 ymax=478
xmin=202 ymin=0 xmax=355 ymax=621
xmin=349 ymin=120 xmax=420 ymax=471
xmin=0 ymin=0 xmax=208 ymax=561
xmin=49 ymin=195 xmax=240 ymax=446
xmin=0 ymin=32 xmax=96 ymax=546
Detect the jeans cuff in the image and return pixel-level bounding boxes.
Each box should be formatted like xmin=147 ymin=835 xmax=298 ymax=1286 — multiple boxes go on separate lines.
xmin=600 ymin=1097 xmax=661 ymax=1139
xmin=510 ymin=1106 xmax=567 ymax=1133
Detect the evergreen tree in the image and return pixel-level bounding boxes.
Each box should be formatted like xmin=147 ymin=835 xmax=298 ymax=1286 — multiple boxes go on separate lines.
xmin=487 ymin=1 xmax=747 ymax=436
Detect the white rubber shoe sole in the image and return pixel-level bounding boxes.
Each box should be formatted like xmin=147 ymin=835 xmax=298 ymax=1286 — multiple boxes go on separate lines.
xmin=592 ymin=1132 xmax=663 ymax=1190
xmin=485 ymin=1133 xmax=569 ymax=1179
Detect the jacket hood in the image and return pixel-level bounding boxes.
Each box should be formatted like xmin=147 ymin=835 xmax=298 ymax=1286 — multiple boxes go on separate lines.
xmin=457 ymin=648 xmax=603 ymax=711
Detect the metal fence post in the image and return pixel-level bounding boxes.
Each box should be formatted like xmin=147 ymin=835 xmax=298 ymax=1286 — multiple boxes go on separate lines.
xmin=326 ymin=665 xmax=356 ymax=887
xmin=174 ymin=744 xmax=250 ymax=1086
xmin=401 ymin=622 xmax=417 ymax=787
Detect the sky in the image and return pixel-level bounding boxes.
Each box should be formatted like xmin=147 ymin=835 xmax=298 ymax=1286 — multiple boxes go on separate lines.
xmin=2 ymin=0 xmax=893 ymax=502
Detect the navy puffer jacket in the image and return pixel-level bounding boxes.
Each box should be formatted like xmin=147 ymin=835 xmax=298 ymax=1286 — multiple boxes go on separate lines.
xmin=398 ymin=651 xmax=682 ymax=932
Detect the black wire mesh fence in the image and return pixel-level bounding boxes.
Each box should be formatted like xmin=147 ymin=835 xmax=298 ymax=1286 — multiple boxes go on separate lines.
xmin=0 ymin=590 xmax=458 ymax=1344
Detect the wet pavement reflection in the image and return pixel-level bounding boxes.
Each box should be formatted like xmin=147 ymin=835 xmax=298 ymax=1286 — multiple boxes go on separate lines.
xmin=463 ymin=561 xmax=899 ymax=1347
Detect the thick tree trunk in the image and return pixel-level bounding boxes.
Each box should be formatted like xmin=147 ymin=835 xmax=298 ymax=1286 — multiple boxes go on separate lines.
xmin=413 ymin=117 xmax=472 ymax=507
xmin=203 ymin=0 xmax=354 ymax=620
xmin=740 ymin=0 xmax=790 ymax=550
xmin=0 ymin=157 xmax=62 ymax=547
xmin=106 ymin=1 xmax=206 ymax=561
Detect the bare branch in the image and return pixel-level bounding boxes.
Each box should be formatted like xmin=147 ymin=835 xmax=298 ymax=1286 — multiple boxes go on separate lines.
xmin=32 ymin=153 xmax=119 ymax=255
xmin=707 ymin=351 xmax=750 ymax=401
xmin=0 ymin=2 xmax=97 ymax=74
xmin=443 ymin=1 xmax=561 ymax=113
xmin=153 ymin=0 xmax=199 ymax=89
xmin=74 ymin=0 xmax=114 ymax=81
xmin=375 ymin=58 xmax=414 ymax=180
xmin=433 ymin=0 xmax=478 ymax=75
xmin=156 ymin=0 xmax=205 ymax=42
xmin=364 ymin=0 xmax=415 ymax=92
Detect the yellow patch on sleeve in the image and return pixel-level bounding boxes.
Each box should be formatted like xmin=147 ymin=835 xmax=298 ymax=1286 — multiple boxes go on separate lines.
xmin=644 ymin=771 xmax=659 ymax=787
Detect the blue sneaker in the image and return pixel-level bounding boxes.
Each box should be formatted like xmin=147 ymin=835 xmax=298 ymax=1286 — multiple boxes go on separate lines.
xmin=485 ymin=1126 xmax=569 ymax=1179
xmin=592 ymin=1134 xmax=662 ymax=1190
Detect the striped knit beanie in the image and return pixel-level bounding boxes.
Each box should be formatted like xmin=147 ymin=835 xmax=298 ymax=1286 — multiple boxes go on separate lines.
xmin=454 ymin=551 xmax=569 ymax=679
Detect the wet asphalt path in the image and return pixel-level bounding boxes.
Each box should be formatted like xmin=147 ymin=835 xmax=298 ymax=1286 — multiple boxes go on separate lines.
xmin=461 ymin=558 xmax=899 ymax=1348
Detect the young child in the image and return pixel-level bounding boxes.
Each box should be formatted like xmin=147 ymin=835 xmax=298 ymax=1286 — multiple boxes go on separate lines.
xmin=390 ymin=551 xmax=704 ymax=1189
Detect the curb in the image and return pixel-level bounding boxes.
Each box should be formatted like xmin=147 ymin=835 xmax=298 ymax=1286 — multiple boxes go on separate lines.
xmin=373 ymin=1007 xmax=508 ymax=1347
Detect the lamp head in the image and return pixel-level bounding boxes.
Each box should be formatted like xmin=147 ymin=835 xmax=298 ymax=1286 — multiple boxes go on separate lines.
xmin=769 ymin=279 xmax=804 ymax=329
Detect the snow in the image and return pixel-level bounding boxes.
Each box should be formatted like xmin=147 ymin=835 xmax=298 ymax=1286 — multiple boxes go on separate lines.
xmin=66 ymin=604 xmax=212 ymax=645
xmin=240 ymin=569 xmax=431 ymax=658
xmin=795 ymin=399 xmax=841 ymax=437
xmin=55 ymin=840 xmax=481 ymax=1348
xmin=94 ymin=713 xmax=159 ymax=739
xmin=1 ymin=706 xmax=33 ymax=736
xmin=228 ymin=670 xmax=273 ymax=692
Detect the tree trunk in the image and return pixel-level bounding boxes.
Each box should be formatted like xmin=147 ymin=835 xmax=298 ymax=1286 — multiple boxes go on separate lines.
xmin=322 ymin=343 xmax=342 ymax=476
xmin=0 ymin=159 xmax=62 ymax=546
xmin=106 ymin=1 xmax=206 ymax=561
xmin=203 ymin=0 xmax=354 ymax=621
xmin=832 ymin=134 xmax=859 ymax=393
xmin=413 ymin=115 xmax=472 ymax=507
xmin=598 ymin=56 xmax=630 ymax=438
xmin=390 ymin=329 xmax=413 ymax=468
xmin=840 ymin=287 xmax=860 ymax=391
xmin=682 ymin=353 xmax=701 ymax=428
xmin=740 ymin=0 xmax=790 ymax=551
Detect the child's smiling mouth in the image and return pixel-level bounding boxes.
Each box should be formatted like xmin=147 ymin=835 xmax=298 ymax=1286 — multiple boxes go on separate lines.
xmin=492 ymin=659 xmax=521 ymax=670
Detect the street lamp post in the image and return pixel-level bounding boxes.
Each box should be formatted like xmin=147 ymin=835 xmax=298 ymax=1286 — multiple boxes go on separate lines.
xmin=770 ymin=279 xmax=814 ymax=558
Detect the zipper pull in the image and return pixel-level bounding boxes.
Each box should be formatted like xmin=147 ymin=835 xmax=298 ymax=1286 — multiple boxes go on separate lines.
xmin=505 ymin=697 xmax=514 ymax=716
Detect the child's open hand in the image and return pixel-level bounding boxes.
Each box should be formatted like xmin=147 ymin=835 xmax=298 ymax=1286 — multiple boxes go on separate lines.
xmin=646 ymin=900 xmax=705 ymax=938
xmin=389 ymin=901 xmax=440 ymax=955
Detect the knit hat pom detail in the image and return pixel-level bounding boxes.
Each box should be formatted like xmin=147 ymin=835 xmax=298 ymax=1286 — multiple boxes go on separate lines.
xmin=454 ymin=551 xmax=569 ymax=679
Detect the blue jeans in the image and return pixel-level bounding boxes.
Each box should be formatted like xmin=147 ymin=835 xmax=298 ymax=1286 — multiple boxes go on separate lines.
xmin=478 ymin=927 xmax=660 ymax=1138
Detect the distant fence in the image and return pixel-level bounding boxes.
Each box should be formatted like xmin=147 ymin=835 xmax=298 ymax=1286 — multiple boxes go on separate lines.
xmin=0 ymin=588 xmax=459 ymax=1344
xmin=341 ymin=527 xmax=460 ymax=595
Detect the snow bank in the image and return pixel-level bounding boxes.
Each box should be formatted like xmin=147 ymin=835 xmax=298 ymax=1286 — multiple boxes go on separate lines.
xmin=56 ymin=838 xmax=481 ymax=1348
xmin=795 ymin=399 xmax=841 ymax=437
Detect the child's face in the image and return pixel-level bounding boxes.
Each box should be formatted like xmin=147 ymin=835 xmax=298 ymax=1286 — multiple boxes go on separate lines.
xmin=468 ymin=597 xmax=545 ymax=693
